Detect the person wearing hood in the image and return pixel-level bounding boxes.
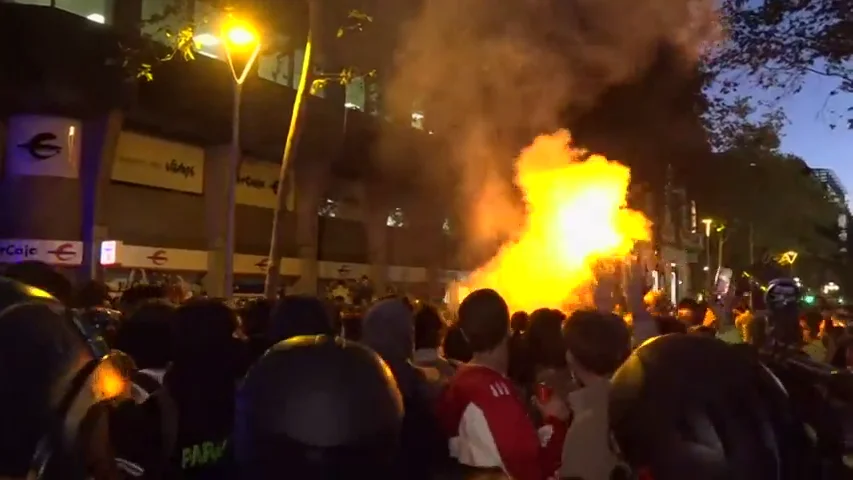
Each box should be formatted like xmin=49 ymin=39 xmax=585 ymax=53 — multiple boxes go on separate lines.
xmin=361 ymin=297 xmax=450 ymax=480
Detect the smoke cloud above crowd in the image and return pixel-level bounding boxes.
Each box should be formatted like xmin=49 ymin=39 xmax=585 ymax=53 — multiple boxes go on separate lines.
xmin=380 ymin=0 xmax=717 ymax=311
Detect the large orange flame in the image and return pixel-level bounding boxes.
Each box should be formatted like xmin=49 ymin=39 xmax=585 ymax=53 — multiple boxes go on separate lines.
xmin=456 ymin=130 xmax=651 ymax=314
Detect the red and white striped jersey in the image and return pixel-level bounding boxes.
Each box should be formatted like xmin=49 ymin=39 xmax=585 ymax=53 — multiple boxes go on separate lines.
xmin=436 ymin=364 xmax=567 ymax=480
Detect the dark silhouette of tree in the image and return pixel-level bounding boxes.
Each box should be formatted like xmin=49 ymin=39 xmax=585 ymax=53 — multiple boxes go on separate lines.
xmin=714 ymin=0 xmax=853 ymax=127
xmin=693 ymin=100 xmax=841 ymax=283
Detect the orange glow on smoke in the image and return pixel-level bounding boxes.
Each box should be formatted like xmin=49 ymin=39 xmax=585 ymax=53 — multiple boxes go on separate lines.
xmin=457 ymin=130 xmax=651 ymax=314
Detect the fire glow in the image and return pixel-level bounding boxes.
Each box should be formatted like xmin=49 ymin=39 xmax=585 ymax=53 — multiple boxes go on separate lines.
xmin=456 ymin=130 xmax=651 ymax=314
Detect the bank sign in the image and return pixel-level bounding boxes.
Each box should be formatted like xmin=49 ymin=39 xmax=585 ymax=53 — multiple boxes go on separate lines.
xmin=112 ymin=131 xmax=204 ymax=194
xmin=0 ymin=240 xmax=83 ymax=265
xmin=4 ymin=116 xmax=81 ymax=179
xmin=235 ymin=159 xmax=295 ymax=211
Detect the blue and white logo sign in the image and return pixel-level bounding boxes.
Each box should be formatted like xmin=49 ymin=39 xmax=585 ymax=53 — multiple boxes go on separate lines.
xmin=5 ymin=116 xmax=81 ymax=179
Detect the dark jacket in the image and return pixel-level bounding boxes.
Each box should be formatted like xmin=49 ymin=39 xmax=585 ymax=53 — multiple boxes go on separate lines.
xmin=165 ymin=301 xmax=242 ymax=479
xmin=362 ymin=299 xmax=451 ymax=479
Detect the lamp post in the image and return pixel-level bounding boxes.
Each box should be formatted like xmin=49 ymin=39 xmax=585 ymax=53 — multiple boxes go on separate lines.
xmin=217 ymin=17 xmax=261 ymax=298
xmin=701 ymin=218 xmax=713 ymax=292
xmin=715 ymin=223 xmax=726 ymax=272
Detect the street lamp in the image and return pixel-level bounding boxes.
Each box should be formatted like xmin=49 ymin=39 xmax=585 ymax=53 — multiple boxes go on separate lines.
xmin=669 ymin=262 xmax=678 ymax=305
xmin=701 ymin=218 xmax=713 ymax=291
xmin=216 ymin=16 xmax=261 ymax=299
xmin=822 ymin=282 xmax=840 ymax=295
xmin=701 ymin=218 xmax=713 ymax=238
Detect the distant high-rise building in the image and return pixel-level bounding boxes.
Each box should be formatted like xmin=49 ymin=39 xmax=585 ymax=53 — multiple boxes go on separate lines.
xmin=812 ymin=168 xmax=849 ymax=253
xmin=812 ymin=168 xmax=847 ymax=207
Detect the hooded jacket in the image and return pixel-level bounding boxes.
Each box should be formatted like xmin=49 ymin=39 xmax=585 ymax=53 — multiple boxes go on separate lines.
xmin=362 ymin=299 xmax=424 ymax=395
xmin=362 ymin=299 xmax=414 ymax=357
xmin=361 ymin=298 xmax=450 ymax=479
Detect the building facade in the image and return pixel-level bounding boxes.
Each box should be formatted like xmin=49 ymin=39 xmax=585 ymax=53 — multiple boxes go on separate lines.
xmin=1 ymin=0 xmax=704 ymax=302
xmin=0 ymin=1 xmax=455 ymax=298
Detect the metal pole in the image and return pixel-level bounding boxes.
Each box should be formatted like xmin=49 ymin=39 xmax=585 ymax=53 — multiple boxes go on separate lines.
xmin=748 ymin=222 xmax=755 ymax=310
xmin=223 ymin=81 xmax=242 ymax=298
xmin=705 ymin=232 xmax=712 ymax=292
xmin=717 ymin=234 xmax=725 ymax=272
xmin=264 ymin=30 xmax=314 ymax=299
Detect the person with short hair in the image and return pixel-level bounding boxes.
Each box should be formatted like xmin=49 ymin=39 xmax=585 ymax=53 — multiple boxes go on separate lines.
xmin=523 ymin=309 xmax=574 ymax=417
xmin=414 ymin=303 xmax=458 ymax=379
xmin=559 ymin=310 xmax=633 ymax=480
xmin=442 ymin=324 xmax=473 ymax=363
xmin=436 ymin=289 xmax=569 ymax=480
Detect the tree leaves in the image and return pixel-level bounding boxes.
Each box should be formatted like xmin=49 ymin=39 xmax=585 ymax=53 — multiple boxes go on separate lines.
xmin=337 ymin=9 xmax=374 ymax=38
xmin=694 ymin=102 xmax=843 ymax=279
xmin=712 ymin=0 xmax=853 ymax=126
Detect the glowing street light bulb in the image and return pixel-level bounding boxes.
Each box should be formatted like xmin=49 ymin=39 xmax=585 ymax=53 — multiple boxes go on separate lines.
xmin=226 ymin=25 xmax=255 ymax=46
xmin=219 ymin=16 xmax=262 ymax=85
xmin=701 ymin=218 xmax=713 ymax=237
xmin=222 ymin=18 xmax=259 ymax=51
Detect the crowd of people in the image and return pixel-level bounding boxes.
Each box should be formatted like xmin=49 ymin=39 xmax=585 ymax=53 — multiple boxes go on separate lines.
xmin=0 ymin=259 xmax=849 ymax=480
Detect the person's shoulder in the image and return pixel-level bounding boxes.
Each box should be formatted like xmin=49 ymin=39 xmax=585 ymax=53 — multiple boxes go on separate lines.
xmin=453 ymin=364 xmax=500 ymax=382
xmin=437 ymin=357 xmax=461 ymax=378
xmin=416 ymin=364 xmax=443 ymax=384
xmin=451 ymin=365 xmax=514 ymax=400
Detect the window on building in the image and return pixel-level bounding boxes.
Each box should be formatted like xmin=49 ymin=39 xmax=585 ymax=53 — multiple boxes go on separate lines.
xmin=57 ymin=0 xmax=107 ymax=22
xmin=345 ymin=77 xmax=366 ymax=111
xmin=191 ymin=0 xmax=223 ymax=59
xmin=310 ymin=64 xmax=326 ymax=98
xmin=9 ymin=0 xmax=51 ymax=7
xmin=14 ymin=0 xmax=108 ymax=23
xmin=386 ymin=208 xmax=406 ymax=227
xmin=258 ymin=44 xmax=295 ymax=87
xmin=318 ymin=198 xmax=339 ymax=218
xmin=366 ymin=81 xmax=381 ymax=116
xmin=690 ymin=201 xmax=697 ymax=234
xmin=411 ymin=111 xmax=424 ymax=130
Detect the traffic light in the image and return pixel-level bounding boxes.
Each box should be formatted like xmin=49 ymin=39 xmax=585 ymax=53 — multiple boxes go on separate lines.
xmin=803 ymin=295 xmax=816 ymax=305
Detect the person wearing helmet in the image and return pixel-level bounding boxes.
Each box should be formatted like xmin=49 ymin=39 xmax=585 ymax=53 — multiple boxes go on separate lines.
xmin=609 ymin=333 xmax=816 ymax=480
xmin=762 ymin=278 xmax=853 ymax=478
xmin=764 ymin=278 xmax=802 ymax=346
xmin=0 ymin=277 xmax=132 ymax=480
xmin=234 ymin=335 xmax=404 ymax=479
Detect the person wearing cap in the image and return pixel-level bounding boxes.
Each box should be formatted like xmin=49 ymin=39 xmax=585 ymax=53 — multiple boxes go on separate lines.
xmin=436 ymin=289 xmax=569 ymax=480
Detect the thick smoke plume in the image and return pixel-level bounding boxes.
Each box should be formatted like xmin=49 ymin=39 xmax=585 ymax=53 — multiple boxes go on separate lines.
xmin=381 ymin=0 xmax=717 ymax=272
